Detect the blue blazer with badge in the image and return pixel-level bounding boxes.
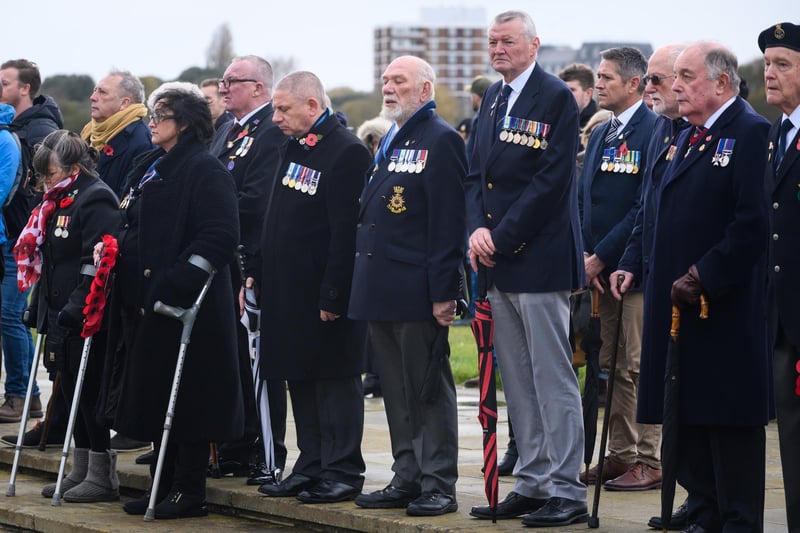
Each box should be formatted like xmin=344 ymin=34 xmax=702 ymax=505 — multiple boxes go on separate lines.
xmin=639 ymin=97 xmax=770 ymax=426
xmin=348 ymin=101 xmax=466 ymax=322
xmin=580 ymin=102 xmax=657 ymax=277
xmin=464 ymin=64 xmax=584 ymax=293
xmin=765 ymin=118 xmax=800 ymax=349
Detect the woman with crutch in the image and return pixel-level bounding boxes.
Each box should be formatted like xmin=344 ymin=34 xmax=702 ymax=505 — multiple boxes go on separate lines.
xmin=13 ymin=130 xmax=121 ymax=502
xmin=102 ymin=83 xmax=244 ymax=519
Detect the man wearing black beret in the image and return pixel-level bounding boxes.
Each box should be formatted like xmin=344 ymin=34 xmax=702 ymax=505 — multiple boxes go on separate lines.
xmin=759 ymin=21 xmax=800 ymax=533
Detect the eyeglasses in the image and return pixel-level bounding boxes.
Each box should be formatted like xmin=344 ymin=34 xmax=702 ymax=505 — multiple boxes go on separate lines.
xmin=643 ymin=74 xmax=676 ymax=86
xmin=149 ymin=112 xmax=175 ymax=125
xmin=218 ymin=78 xmax=258 ymax=89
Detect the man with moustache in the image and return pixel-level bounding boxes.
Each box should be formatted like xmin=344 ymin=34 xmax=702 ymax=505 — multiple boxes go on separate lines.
xmin=578 ymin=47 xmax=659 ymax=491
xmin=611 ymin=43 xmax=692 ymax=529
xmin=759 ymin=22 xmax=800 ymax=533
xmin=349 ymin=55 xmax=465 ymax=517
xmin=634 ymin=42 xmax=770 ymax=531
xmin=465 ymin=10 xmax=587 ymax=527
xmin=209 ymin=55 xmax=288 ymax=486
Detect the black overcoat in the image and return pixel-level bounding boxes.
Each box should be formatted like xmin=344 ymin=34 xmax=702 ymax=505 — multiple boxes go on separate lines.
xmin=638 ymin=97 xmax=771 ymax=426
xmin=258 ymin=114 xmax=371 ymax=379
xmin=110 ymin=133 xmax=244 ymax=443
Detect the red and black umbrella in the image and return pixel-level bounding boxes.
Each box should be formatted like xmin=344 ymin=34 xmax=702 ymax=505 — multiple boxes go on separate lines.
xmin=470 ymin=264 xmax=498 ymax=522
xmin=660 ymin=296 xmax=708 ymax=531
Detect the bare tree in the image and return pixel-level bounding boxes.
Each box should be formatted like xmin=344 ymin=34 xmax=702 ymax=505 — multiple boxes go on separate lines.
xmin=270 ymin=56 xmax=297 ymax=84
xmin=206 ymin=23 xmax=235 ymax=71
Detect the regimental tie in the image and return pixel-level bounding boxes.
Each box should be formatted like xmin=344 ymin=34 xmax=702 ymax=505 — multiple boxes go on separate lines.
xmin=227 ymin=122 xmax=244 ymax=143
xmin=605 ymin=117 xmax=622 ymax=145
xmin=494 ymin=84 xmax=513 ymax=140
xmin=689 ymin=126 xmax=708 ymax=146
xmin=776 ymin=118 xmax=794 ymax=169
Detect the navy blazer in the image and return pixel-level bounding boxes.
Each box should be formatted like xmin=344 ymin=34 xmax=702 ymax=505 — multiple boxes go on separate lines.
xmin=464 ymin=64 xmax=584 ymax=293
xmin=765 ymin=117 xmax=800 ymax=348
xmin=619 ymin=115 xmax=691 ymax=283
xmin=580 ymin=102 xmax=657 ymax=276
xmin=638 ymin=97 xmax=771 ymax=426
xmin=349 ymin=102 xmax=466 ymax=322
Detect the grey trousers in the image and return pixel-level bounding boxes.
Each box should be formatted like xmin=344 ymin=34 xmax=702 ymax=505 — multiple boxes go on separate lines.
xmin=369 ymin=320 xmax=458 ymax=495
xmin=488 ymin=288 xmax=587 ymax=502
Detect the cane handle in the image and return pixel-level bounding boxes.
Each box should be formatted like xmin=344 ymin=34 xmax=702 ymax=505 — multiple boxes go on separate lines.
xmin=699 ymin=293 xmax=709 ymax=319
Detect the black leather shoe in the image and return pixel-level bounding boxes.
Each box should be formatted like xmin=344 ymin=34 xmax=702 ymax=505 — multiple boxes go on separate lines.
xmin=648 ymin=499 xmax=689 ymax=530
xmin=154 ymin=491 xmax=208 ymax=519
xmin=355 ymin=484 xmax=420 ymax=509
xmin=521 ymin=497 xmax=588 ymax=527
xmin=681 ymin=525 xmax=706 ymax=533
xmin=470 ymin=491 xmax=547 ymax=519
xmin=123 ymin=493 xmax=152 ymax=516
xmin=135 ymin=450 xmax=155 ymax=465
xmin=497 ymin=446 xmax=518 ymax=476
xmin=258 ymin=472 xmax=316 ymax=497
xmin=247 ymin=464 xmax=282 ymax=486
xmin=406 ymin=491 xmax=457 ymax=516
xmin=296 ymin=479 xmax=360 ymax=503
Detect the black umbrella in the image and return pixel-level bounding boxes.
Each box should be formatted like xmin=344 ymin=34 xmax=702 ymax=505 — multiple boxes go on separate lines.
xmin=581 ymin=288 xmax=602 ymax=475
xmin=470 ymin=264 xmax=498 ymax=521
xmin=661 ymin=295 xmax=708 ymax=531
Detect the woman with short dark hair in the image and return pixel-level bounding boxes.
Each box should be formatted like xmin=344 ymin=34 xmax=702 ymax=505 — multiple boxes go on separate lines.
xmin=15 ymin=129 xmax=121 ymax=503
xmin=104 ymin=84 xmax=244 ymax=519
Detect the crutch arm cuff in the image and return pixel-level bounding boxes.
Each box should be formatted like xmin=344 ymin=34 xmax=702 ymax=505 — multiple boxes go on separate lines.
xmin=188 ymin=254 xmax=216 ymax=275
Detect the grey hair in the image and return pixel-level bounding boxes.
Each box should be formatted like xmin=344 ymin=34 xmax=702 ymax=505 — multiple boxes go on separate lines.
xmin=491 ymin=10 xmax=537 ymax=40
xmin=704 ymin=44 xmax=741 ymax=96
xmin=109 ymin=69 xmax=145 ymax=103
xmin=147 ymin=81 xmax=203 ymax=111
xmin=232 ymin=55 xmax=274 ymax=94
xmin=275 ymin=71 xmax=326 ymax=106
xmin=600 ymin=47 xmax=648 ymax=93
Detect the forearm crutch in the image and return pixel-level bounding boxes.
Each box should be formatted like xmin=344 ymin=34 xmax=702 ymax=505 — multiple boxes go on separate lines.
xmin=51 ymin=333 xmax=94 ymax=506
xmin=144 ymin=255 xmax=216 ymax=521
xmin=6 ymin=332 xmax=45 ymax=496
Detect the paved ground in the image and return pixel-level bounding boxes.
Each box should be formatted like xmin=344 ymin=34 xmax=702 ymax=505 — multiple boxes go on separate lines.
xmin=0 ymin=361 xmax=789 ymax=531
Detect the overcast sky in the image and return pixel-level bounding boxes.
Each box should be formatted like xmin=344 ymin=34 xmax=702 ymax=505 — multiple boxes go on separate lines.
xmin=1 ymin=0 xmax=792 ymax=93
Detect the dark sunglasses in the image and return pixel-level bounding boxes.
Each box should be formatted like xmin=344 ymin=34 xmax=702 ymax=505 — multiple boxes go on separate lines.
xmin=643 ymin=74 xmax=675 ymax=86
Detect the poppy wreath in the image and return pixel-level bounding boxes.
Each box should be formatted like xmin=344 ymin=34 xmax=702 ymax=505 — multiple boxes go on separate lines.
xmin=82 ymin=234 xmax=119 ymax=338
xmin=795 ymin=360 xmax=800 ymax=397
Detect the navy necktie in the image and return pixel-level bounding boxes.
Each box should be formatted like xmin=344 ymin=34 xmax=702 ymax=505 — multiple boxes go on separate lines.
xmin=776 ymin=118 xmax=794 ymax=169
xmin=605 ymin=117 xmax=622 ymax=145
xmin=494 ymin=85 xmax=513 ymax=140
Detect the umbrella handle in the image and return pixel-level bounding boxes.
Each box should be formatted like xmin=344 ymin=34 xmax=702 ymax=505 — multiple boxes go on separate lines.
xmin=591 ymin=287 xmax=600 ymax=318
xmin=699 ymin=293 xmax=709 ymax=319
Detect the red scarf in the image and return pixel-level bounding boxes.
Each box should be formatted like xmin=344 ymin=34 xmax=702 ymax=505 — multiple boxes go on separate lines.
xmin=14 ymin=173 xmax=79 ymax=292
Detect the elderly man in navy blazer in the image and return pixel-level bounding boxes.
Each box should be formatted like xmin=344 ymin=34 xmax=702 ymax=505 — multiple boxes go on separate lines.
xmin=760 ymin=21 xmax=800 ymax=533
xmin=349 ymin=55 xmax=466 ymax=517
xmin=639 ymin=42 xmax=770 ymax=531
xmin=578 ymin=47 xmax=661 ymax=491
xmin=465 ymin=10 xmax=588 ymax=528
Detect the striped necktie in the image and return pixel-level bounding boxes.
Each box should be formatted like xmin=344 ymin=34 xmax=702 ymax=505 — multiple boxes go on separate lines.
xmin=494 ymin=85 xmax=513 ymax=140
xmin=605 ymin=117 xmax=622 ymax=145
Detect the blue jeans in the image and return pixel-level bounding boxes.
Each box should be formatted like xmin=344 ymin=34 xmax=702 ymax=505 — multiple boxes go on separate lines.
xmin=2 ymin=242 xmax=38 ymax=397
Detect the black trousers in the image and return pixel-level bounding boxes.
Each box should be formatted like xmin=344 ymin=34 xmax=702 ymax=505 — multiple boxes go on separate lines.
xmin=774 ymin=328 xmax=800 ymax=532
xmin=288 ymin=376 xmax=365 ymax=487
xmin=677 ymin=423 xmax=765 ymax=532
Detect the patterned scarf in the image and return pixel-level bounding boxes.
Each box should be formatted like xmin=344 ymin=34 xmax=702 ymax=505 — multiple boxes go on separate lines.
xmin=14 ymin=173 xmax=79 ymax=291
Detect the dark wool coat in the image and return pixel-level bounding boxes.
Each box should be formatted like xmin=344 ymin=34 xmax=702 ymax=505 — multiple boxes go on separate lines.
xmin=638 ymin=97 xmax=771 ymax=426
xmin=95 ymin=119 xmax=152 ymax=199
xmin=258 ymin=114 xmax=371 ymax=379
xmin=109 ymin=132 xmax=244 ymax=443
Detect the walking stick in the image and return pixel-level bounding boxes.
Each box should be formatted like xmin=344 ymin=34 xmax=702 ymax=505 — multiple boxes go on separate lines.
xmin=51 ymin=334 xmax=94 ymax=506
xmin=144 ymin=255 xmax=216 ymax=522
xmin=6 ymin=332 xmax=45 ymax=496
xmin=38 ymin=371 xmax=60 ymax=452
xmin=588 ymin=275 xmax=625 ymax=529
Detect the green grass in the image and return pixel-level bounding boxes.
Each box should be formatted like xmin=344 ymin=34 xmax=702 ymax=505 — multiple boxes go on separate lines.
xmin=448 ymin=324 xmax=480 ymax=385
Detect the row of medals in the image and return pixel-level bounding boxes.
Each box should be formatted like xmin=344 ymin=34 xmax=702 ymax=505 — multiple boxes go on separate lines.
xmin=601 ymin=155 xmax=640 ymax=174
xmin=53 ymin=215 xmax=70 ymax=238
xmin=281 ymin=163 xmax=320 ymax=195
xmin=387 ymin=159 xmax=426 ymax=174
xmin=499 ymin=129 xmax=548 ymax=149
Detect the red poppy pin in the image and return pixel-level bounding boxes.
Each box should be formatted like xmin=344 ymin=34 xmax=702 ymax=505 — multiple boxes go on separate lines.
xmin=103 ymin=145 xmax=114 ymax=157
xmin=618 ymin=142 xmax=629 ymax=157
xmin=305 ymin=133 xmax=318 ymax=147
xmin=59 ymin=197 xmax=74 ymax=208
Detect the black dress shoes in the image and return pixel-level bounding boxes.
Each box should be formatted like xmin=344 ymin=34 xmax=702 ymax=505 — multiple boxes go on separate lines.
xmin=135 ymin=450 xmax=154 ymax=465
xmin=497 ymin=446 xmax=518 ymax=476
xmin=405 ymin=491 xmax=457 ymax=516
xmin=470 ymin=491 xmax=547 ymax=519
xmin=154 ymin=491 xmax=208 ymax=519
xmin=648 ymin=498 xmax=689 ymax=530
xmin=296 ymin=479 xmax=361 ymax=503
xmin=521 ymin=497 xmax=588 ymax=527
xmin=355 ymin=484 xmax=420 ymax=509
xmin=246 ymin=464 xmax=282 ymax=486
xmin=258 ymin=472 xmax=316 ymax=497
